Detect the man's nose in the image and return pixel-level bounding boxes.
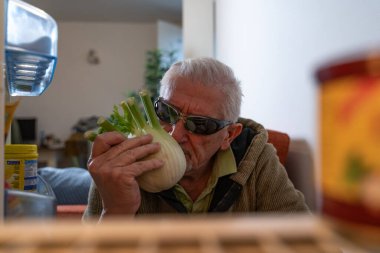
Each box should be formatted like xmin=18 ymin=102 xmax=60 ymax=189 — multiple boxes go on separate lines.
xmin=169 ymin=119 xmax=188 ymax=142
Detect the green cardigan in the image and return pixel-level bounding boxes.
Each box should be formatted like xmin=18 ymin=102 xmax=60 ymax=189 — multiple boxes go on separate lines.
xmin=83 ymin=118 xmax=309 ymax=220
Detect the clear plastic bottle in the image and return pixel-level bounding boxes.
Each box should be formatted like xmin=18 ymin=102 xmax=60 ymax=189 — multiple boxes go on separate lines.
xmin=5 ymin=0 xmax=58 ymax=96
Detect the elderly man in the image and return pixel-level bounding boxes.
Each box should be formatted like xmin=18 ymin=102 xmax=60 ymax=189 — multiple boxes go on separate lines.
xmin=83 ymin=57 xmax=309 ymax=221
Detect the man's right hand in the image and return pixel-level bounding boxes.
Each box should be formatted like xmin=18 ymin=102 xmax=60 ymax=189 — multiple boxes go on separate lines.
xmin=87 ymin=132 xmax=163 ymax=217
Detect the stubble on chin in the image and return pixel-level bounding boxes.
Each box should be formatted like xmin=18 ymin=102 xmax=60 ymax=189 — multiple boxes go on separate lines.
xmin=181 ymin=148 xmax=192 ymax=173
xmin=184 ymin=154 xmax=192 ymax=173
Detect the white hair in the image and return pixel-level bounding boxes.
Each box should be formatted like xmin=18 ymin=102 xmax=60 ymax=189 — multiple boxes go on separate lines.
xmin=159 ymin=57 xmax=242 ymax=122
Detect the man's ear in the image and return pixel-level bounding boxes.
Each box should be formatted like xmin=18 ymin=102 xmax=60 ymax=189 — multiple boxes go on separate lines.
xmin=220 ymin=123 xmax=243 ymax=150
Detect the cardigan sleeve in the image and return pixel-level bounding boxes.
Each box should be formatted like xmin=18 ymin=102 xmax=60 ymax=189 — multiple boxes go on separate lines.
xmin=255 ymin=144 xmax=310 ymax=213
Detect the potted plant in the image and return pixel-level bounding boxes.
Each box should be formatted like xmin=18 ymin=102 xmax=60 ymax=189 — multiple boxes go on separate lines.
xmin=128 ymin=49 xmax=177 ymax=101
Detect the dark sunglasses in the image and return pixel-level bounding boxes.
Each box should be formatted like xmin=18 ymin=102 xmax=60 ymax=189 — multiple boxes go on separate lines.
xmin=154 ymin=97 xmax=233 ymax=135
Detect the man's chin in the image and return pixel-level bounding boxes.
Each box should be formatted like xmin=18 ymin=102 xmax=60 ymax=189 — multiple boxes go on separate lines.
xmin=183 ymin=154 xmax=192 ymax=173
xmin=184 ymin=164 xmax=192 ymax=174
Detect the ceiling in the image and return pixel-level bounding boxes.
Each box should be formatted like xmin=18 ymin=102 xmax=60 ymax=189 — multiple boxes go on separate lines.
xmin=22 ymin=0 xmax=182 ymax=24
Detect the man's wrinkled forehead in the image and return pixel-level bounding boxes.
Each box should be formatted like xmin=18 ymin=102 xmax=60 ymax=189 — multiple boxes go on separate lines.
xmin=160 ymin=76 xmax=198 ymax=99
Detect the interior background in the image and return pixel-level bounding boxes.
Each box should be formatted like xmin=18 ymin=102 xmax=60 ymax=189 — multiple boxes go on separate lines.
xmin=14 ymin=0 xmax=380 ymax=158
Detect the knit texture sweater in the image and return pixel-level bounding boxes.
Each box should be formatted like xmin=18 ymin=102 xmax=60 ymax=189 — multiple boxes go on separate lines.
xmin=83 ymin=118 xmax=309 ymax=221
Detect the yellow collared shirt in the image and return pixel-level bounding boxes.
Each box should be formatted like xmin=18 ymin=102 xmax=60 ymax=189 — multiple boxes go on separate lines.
xmin=173 ymin=147 xmax=237 ymax=213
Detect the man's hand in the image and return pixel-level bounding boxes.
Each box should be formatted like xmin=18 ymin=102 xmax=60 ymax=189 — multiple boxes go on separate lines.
xmin=87 ymin=132 xmax=163 ymax=217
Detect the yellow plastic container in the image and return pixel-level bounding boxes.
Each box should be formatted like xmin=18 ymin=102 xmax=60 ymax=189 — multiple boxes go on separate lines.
xmin=316 ymin=53 xmax=380 ymax=248
xmin=5 ymin=144 xmax=38 ymax=192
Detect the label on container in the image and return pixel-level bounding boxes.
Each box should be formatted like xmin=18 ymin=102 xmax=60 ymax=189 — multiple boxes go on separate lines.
xmin=5 ymin=158 xmax=38 ymax=191
xmin=321 ymin=76 xmax=380 ymax=217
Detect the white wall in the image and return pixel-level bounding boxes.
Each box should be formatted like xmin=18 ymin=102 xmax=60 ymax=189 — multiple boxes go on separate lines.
xmin=216 ymin=0 xmax=380 ymax=152
xmin=157 ymin=20 xmax=183 ymax=60
xmin=183 ymin=0 xmax=214 ymax=58
xmin=14 ymin=22 xmax=157 ymax=143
